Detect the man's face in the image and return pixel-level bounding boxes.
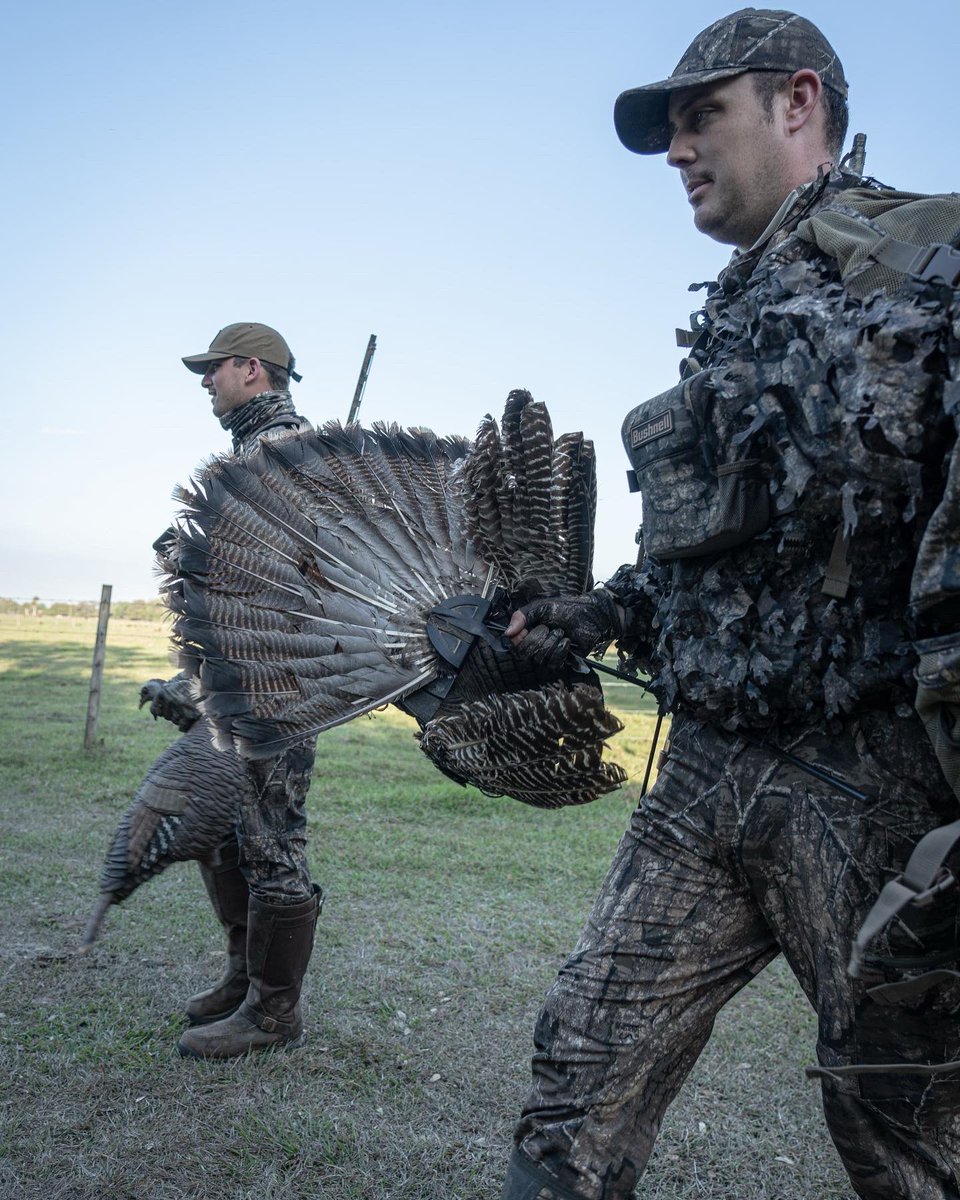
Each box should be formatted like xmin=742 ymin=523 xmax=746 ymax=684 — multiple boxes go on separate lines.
xmin=665 ymin=73 xmax=795 ymax=250
xmin=201 ymin=357 xmax=250 ymax=418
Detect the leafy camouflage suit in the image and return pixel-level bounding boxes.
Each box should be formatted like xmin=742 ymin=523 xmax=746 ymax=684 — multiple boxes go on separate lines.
xmin=154 ymin=390 xmax=317 ymax=905
xmin=503 ymin=178 xmax=960 ymax=1199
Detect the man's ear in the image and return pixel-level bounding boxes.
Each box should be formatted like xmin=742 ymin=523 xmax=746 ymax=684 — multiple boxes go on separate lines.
xmin=784 ymin=68 xmax=822 ymax=136
xmin=245 ymin=357 xmax=264 ymax=385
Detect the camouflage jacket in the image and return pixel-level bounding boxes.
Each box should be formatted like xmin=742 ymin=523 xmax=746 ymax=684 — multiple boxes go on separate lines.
xmin=607 ymin=176 xmax=960 ymax=733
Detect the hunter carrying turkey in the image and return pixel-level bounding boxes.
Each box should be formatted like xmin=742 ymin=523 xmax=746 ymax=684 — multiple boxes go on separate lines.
xmin=147 ymin=322 xmax=323 ymax=1061
xmin=500 ymin=9 xmax=960 ymax=1199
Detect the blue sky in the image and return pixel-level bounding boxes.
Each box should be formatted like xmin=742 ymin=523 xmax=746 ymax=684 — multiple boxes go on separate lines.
xmin=3 ymin=1 xmax=956 ymax=601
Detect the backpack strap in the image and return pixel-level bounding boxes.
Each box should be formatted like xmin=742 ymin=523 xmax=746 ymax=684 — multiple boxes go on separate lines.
xmin=867 ymin=235 xmax=960 ymax=288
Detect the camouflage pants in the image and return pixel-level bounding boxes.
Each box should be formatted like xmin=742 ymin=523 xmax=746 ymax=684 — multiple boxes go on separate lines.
xmin=506 ymin=711 xmax=960 ymax=1200
xmin=234 ymin=739 xmax=316 ymax=906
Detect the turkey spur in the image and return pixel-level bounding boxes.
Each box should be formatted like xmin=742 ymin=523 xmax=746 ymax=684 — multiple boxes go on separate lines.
xmin=158 ymin=390 xmax=626 ymax=808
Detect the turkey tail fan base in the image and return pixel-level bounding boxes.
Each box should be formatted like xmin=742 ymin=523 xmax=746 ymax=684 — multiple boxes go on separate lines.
xmin=159 ymin=390 xmax=625 ymax=807
xmin=81 ymin=721 xmax=249 ymax=948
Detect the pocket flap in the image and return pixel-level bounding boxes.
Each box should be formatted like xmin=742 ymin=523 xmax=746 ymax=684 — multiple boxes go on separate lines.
xmin=622 ymin=386 xmax=698 ymax=473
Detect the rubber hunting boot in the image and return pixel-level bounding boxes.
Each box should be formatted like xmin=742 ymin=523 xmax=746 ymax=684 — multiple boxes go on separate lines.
xmin=185 ymin=840 xmax=250 ymax=1025
xmin=177 ymin=885 xmax=321 ymax=1060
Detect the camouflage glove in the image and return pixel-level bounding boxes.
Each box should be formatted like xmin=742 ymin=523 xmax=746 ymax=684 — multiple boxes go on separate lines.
xmin=510 ymin=624 xmax=571 ymax=671
xmin=519 ymin=588 xmax=623 ymax=657
xmin=438 ymin=630 xmax=569 ymax=715
xmin=139 ymin=675 xmax=201 ymax=733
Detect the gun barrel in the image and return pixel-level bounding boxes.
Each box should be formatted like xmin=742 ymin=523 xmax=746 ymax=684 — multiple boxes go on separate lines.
xmin=347 ymin=333 xmax=377 ymax=424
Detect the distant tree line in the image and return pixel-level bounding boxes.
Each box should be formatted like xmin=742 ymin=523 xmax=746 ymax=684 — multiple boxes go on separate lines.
xmin=0 ymin=597 xmax=166 ymax=621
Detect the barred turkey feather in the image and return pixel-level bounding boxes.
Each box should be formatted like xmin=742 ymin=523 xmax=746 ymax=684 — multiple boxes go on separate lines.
xmin=418 ymin=683 xmax=627 ymax=808
xmin=552 ymin=434 xmax=597 ymax=594
xmin=158 ymin=391 xmax=624 ymax=806
xmin=81 ymin=720 xmax=252 ymax=947
xmin=461 ymin=417 xmax=504 ymax=559
xmin=460 ymin=391 xmax=596 ymax=597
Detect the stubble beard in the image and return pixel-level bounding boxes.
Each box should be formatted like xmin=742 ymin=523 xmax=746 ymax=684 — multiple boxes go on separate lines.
xmin=692 ymin=180 xmax=746 ymax=247
xmin=691 ymin=168 xmax=775 ymax=251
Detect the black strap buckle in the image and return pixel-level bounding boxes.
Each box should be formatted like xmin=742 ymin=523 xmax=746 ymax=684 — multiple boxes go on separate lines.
xmin=912 ymin=242 xmax=960 ymax=287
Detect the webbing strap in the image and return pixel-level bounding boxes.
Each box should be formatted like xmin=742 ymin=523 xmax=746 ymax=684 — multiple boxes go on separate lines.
xmin=817 ymin=816 xmax=960 ymax=1083
xmin=867 ymin=968 xmax=960 ymax=1005
xmin=821 ymin=524 xmax=852 ymax=599
xmin=869 ymin=234 xmax=960 ymax=287
xmin=807 ymin=1057 xmax=960 ymax=1081
xmin=848 ymin=818 xmax=960 ymax=978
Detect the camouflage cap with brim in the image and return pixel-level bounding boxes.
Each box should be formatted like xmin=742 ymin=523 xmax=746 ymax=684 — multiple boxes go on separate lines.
xmin=182 ymin=321 xmax=302 ymax=381
xmin=614 ymin=7 xmax=848 ymax=155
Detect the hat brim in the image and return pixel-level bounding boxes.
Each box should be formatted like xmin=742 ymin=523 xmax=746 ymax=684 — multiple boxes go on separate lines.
xmin=614 ymin=66 xmax=747 ymax=155
xmin=182 ymin=352 xmax=231 ymax=374
xmin=181 ymin=352 xmax=302 ymax=383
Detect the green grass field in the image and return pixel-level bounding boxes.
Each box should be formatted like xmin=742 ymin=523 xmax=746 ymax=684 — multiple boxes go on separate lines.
xmin=0 ymin=614 xmax=851 ymax=1199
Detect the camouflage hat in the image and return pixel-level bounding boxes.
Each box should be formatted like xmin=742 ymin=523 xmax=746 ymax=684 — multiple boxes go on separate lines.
xmin=614 ymin=8 xmax=847 ymax=155
xmin=182 ymin=322 xmax=302 ymax=382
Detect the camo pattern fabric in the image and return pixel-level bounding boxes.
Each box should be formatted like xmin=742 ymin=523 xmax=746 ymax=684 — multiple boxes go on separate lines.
xmin=223 ymin=389 xmax=313 ymax=456
xmin=910 ymin=316 xmax=960 ymax=782
xmin=606 ymin=192 xmax=960 ymax=733
xmin=506 ymin=712 xmax=960 ymax=1200
xmin=236 ymin=739 xmax=316 ymax=906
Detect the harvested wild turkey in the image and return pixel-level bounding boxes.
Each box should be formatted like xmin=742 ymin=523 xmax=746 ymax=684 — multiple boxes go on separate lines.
xmin=80 ymin=680 xmax=253 ymax=949
xmin=158 ymin=390 xmax=626 ymax=808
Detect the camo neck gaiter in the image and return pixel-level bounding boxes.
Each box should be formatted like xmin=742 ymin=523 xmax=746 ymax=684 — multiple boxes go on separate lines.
xmin=221 ymin=391 xmax=296 ymax=452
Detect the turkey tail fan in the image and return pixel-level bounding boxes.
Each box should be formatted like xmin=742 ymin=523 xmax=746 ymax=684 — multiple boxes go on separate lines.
xmin=161 ymin=422 xmax=491 ymax=759
xmin=158 ymin=394 xmax=624 ymax=806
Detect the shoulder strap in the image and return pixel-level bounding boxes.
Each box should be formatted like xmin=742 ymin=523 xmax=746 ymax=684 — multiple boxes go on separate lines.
xmin=867 ymin=235 xmax=960 ymax=288
xmin=797 ymin=188 xmax=960 ymax=297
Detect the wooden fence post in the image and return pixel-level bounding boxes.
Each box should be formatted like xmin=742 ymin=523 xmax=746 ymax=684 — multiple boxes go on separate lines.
xmin=84 ymin=584 xmax=113 ymax=750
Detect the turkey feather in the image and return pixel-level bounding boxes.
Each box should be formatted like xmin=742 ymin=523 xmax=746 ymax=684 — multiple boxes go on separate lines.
xmin=159 ymin=394 xmax=626 ymax=805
